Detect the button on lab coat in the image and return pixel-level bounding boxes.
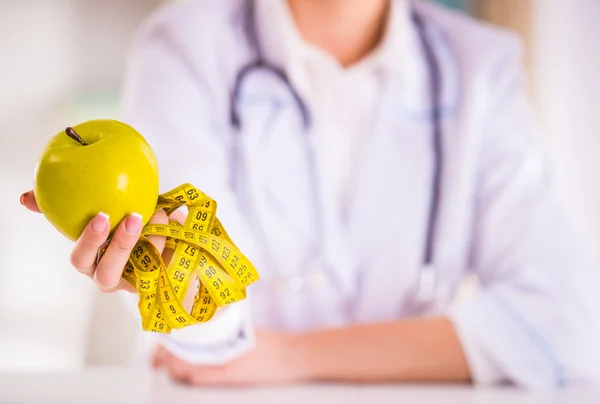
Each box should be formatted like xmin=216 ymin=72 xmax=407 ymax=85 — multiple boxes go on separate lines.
xmin=120 ymin=0 xmax=600 ymax=387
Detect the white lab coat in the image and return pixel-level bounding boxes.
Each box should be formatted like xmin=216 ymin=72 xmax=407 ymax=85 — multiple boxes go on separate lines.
xmin=120 ymin=0 xmax=600 ymax=387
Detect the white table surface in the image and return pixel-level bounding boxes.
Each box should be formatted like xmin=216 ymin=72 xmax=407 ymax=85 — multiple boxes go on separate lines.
xmin=1 ymin=368 xmax=599 ymax=404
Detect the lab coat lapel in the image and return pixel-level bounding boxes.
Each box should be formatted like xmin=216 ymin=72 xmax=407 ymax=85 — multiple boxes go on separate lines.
xmin=344 ymin=14 xmax=463 ymax=319
xmin=345 ymin=82 xmax=435 ymax=320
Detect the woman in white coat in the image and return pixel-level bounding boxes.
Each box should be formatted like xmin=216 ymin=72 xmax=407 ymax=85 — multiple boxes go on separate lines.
xmin=21 ymin=0 xmax=599 ymax=387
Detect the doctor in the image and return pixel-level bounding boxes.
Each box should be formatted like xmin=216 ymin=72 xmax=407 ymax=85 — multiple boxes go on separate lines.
xmin=21 ymin=0 xmax=599 ymax=388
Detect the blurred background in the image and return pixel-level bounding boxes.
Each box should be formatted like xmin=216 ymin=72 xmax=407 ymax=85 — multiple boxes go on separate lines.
xmin=0 ymin=0 xmax=599 ymax=371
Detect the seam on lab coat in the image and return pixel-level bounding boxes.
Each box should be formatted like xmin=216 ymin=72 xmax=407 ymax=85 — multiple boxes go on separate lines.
xmin=489 ymin=291 xmax=565 ymax=387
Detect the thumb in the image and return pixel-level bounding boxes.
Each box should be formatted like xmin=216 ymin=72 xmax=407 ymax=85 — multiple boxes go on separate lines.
xmin=20 ymin=190 xmax=41 ymax=213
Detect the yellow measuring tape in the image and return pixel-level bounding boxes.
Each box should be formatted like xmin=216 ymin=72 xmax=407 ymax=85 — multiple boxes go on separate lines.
xmin=99 ymin=184 xmax=259 ymax=334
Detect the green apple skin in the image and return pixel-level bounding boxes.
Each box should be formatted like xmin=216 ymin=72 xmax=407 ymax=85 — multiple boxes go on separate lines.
xmin=34 ymin=120 xmax=159 ymax=241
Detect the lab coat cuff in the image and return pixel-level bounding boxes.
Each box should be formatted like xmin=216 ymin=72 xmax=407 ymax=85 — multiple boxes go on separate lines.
xmin=449 ymin=290 xmax=569 ymax=387
xmin=447 ymin=296 xmax=505 ymax=385
xmin=159 ymin=300 xmax=254 ymax=365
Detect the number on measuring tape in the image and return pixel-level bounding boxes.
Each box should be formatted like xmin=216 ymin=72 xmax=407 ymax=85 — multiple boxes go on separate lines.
xmin=95 ymin=184 xmax=260 ymax=334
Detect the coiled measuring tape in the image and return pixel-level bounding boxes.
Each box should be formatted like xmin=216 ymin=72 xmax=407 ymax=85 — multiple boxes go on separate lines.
xmin=99 ymin=184 xmax=259 ymax=334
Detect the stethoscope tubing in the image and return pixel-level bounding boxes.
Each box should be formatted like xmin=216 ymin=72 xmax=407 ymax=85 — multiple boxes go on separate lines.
xmin=229 ymin=0 xmax=443 ymax=297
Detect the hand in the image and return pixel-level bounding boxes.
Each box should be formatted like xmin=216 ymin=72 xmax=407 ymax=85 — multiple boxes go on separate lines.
xmin=152 ymin=330 xmax=309 ymax=386
xmin=20 ymin=190 xmax=168 ymax=293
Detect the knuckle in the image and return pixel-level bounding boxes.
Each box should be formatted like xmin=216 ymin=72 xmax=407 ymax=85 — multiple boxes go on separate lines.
xmin=99 ymin=285 xmax=118 ymax=294
xmin=95 ymin=270 xmax=119 ymax=291
xmin=78 ymin=237 xmax=98 ymax=254
xmin=69 ymin=253 xmax=86 ymax=272
xmin=111 ymin=236 xmax=135 ymax=254
xmin=81 ymin=226 xmax=107 ymax=245
xmin=97 ymin=284 xmax=113 ymax=294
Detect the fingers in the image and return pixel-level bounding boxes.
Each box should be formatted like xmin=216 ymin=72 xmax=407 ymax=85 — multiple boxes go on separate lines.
xmin=146 ymin=210 xmax=169 ymax=254
xmin=188 ymin=364 xmax=238 ymax=386
xmin=169 ymin=209 xmax=186 ymax=225
xmin=189 ymin=367 xmax=221 ymax=386
xmin=165 ymin=352 xmax=193 ymax=384
xmin=113 ymin=277 xmax=137 ymax=293
xmin=73 ymin=210 xmax=168 ymax=293
xmin=94 ymin=213 xmax=143 ymax=291
xmin=71 ymin=212 xmax=111 ymax=277
xmin=20 ymin=190 xmax=41 ymax=213
xmin=152 ymin=345 xmax=168 ymax=369
xmin=155 ymin=345 xmax=234 ymax=386
xmin=154 ymin=345 xmax=214 ymax=385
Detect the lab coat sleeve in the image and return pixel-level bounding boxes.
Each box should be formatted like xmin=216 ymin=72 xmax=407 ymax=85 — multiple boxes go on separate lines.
xmin=448 ymin=42 xmax=600 ymax=387
xmin=116 ymin=16 xmax=262 ymax=365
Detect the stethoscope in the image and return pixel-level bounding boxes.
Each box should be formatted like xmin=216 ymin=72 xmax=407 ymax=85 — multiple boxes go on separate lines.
xmin=230 ymin=0 xmax=443 ymax=304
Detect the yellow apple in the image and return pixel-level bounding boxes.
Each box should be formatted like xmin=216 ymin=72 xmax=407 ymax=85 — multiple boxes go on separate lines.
xmin=34 ymin=120 xmax=159 ymax=241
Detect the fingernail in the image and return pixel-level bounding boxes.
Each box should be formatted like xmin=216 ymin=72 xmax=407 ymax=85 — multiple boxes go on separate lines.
xmin=92 ymin=212 xmax=110 ymax=233
xmin=19 ymin=192 xmax=27 ymax=206
xmin=125 ymin=213 xmax=143 ymax=235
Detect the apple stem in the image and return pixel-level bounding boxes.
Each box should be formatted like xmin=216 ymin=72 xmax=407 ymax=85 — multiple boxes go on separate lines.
xmin=65 ymin=127 xmax=88 ymax=146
